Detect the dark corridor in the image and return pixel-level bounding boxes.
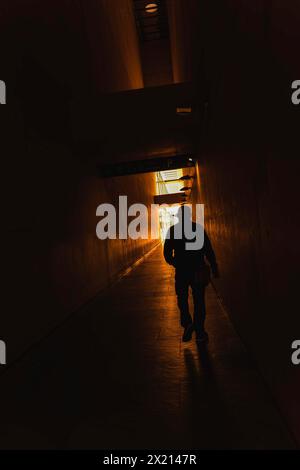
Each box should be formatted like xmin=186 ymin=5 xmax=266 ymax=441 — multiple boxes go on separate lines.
xmin=0 ymin=248 xmax=294 ymax=449
xmin=1 ymin=0 xmax=300 ymax=454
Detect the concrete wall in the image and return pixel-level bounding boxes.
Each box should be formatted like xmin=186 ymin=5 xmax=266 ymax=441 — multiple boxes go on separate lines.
xmin=167 ymin=0 xmax=201 ymax=83
xmin=4 ymin=133 xmax=156 ymax=364
xmin=2 ymin=103 xmax=157 ymax=362
xmin=1 ymin=0 xmax=155 ymax=365
xmin=191 ymin=0 xmax=300 ymax=444
xmin=82 ymin=0 xmax=144 ymax=92
xmin=140 ymin=39 xmax=174 ymax=87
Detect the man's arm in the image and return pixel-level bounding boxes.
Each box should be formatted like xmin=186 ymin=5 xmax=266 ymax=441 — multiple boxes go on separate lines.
xmin=204 ymin=231 xmax=219 ymax=277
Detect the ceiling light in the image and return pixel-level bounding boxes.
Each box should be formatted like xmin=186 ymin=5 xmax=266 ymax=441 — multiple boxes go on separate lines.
xmin=145 ymin=3 xmax=158 ymax=14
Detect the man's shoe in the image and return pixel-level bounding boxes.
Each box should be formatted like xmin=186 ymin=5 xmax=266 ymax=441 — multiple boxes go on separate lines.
xmin=182 ymin=323 xmax=194 ymax=342
xmin=196 ymin=331 xmax=209 ymax=344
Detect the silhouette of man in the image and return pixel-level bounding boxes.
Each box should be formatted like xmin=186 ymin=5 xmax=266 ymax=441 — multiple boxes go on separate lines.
xmin=163 ymin=205 xmax=219 ymax=343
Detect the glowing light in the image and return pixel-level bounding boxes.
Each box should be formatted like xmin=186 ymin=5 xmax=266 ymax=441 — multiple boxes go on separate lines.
xmin=145 ymin=3 xmax=158 ymax=14
xmin=159 ymin=205 xmax=181 ymax=241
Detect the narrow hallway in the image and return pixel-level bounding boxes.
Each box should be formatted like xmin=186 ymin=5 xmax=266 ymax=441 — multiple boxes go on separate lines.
xmin=0 ymin=246 xmax=294 ymax=449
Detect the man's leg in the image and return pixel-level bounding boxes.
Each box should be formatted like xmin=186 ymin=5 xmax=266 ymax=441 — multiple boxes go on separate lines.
xmin=191 ymin=281 xmax=207 ymax=338
xmin=175 ymin=272 xmax=192 ymax=328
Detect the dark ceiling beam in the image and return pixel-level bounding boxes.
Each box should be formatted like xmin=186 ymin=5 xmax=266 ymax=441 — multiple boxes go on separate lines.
xmin=99 ymin=154 xmax=195 ymax=178
xmin=71 ymin=82 xmax=200 ymax=163
xmin=154 ymin=193 xmax=187 ymax=205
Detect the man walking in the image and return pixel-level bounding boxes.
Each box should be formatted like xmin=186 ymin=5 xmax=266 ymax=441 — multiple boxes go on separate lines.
xmin=163 ymin=206 xmax=219 ymax=344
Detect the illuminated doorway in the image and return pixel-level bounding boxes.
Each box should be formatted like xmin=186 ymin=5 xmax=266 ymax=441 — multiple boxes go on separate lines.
xmin=156 ymin=168 xmax=184 ymax=240
xmin=158 ymin=204 xmax=180 ymax=241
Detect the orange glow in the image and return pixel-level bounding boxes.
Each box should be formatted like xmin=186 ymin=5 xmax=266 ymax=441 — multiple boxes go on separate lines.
xmin=145 ymin=3 xmax=158 ymax=14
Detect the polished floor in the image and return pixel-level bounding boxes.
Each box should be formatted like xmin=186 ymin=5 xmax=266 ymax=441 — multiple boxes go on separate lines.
xmin=0 ymin=246 xmax=295 ymax=449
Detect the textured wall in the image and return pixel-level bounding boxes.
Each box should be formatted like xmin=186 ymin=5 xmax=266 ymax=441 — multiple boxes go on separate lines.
xmin=140 ymin=39 xmax=174 ymax=88
xmin=190 ymin=0 xmax=300 ymax=444
xmin=167 ymin=0 xmax=201 ymax=83
xmin=1 ymin=0 xmax=153 ymax=364
xmin=82 ymin=0 xmax=144 ymax=92
xmin=4 ymin=132 xmax=157 ymax=364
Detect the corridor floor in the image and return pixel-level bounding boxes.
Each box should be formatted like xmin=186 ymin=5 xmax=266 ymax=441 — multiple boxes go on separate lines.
xmin=0 ymin=246 xmax=295 ymax=449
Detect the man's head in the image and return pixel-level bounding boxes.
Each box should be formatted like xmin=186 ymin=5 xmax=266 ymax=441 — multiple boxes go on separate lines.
xmin=176 ymin=205 xmax=192 ymax=223
xmin=173 ymin=204 xmax=205 ymax=250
